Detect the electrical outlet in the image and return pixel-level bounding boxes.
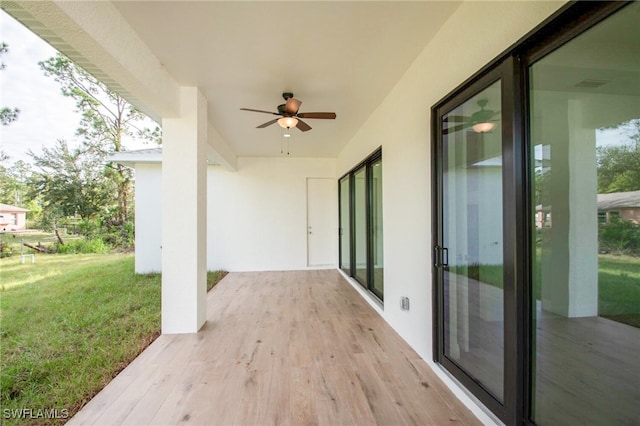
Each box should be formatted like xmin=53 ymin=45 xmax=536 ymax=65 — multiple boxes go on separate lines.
xmin=400 ymin=296 xmax=410 ymax=311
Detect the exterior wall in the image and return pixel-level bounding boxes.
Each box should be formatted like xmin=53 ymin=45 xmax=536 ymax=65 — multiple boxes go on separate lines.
xmin=134 ymin=164 xmax=162 ymax=273
xmin=620 ymin=208 xmax=640 ymax=224
xmin=134 ymin=157 xmax=337 ymax=273
xmin=336 ymin=1 xmax=565 ymax=423
xmin=207 ymin=157 xmax=337 ymax=272
xmin=0 ymin=211 xmax=27 ymax=231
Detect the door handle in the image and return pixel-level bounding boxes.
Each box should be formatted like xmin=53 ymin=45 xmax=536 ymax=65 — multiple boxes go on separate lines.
xmin=434 ymin=246 xmax=449 ymax=268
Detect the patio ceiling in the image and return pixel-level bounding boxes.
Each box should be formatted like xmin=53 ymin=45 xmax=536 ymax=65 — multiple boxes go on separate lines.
xmin=2 ymin=1 xmax=461 ymax=159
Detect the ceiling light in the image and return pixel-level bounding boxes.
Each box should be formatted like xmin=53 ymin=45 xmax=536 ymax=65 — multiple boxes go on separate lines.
xmin=277 ymin=116 xmax=298 ymax=129
xmin=472 ymin=122 xmax=495 ymax=133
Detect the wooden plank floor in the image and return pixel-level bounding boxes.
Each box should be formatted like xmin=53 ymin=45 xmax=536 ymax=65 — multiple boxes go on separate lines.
xmin=68 ymin=270 xmax=480 ymax=426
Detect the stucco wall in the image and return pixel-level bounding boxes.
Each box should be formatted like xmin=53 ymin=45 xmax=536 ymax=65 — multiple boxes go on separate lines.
xmin=134 ymin=164 xmax=162 ymax=273
xmin=207 ymin=157 xmax=337 ymax=272
xmin=135 ymin=157 xmax=337 ymax=273
xmin=336 ymin=1 xmax=565 ymax=422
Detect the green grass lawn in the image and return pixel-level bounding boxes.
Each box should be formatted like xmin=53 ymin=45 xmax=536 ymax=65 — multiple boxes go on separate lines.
xmin=0 ymin=232 xmax=77 ymax=256
xmin=0 ymin=253 xmax=226 ymax=425
xmin=597 ymin=254 xmax=640 ymax=327
xmin=450 ymin=253 xmax=640 ymax=328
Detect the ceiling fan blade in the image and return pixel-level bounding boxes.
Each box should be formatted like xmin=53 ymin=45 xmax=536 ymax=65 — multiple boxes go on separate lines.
xmin=257 ymin=118 xmax=279 ymax=128
xmin=296 ymin=119 xmax=312 ymax=132
xmin=443 ymin=123 xmax=472 ymax=135
xmin=297 ymin=112 xmax=336 ymax=119
xmin=285 ymin=98 xmax=302 ymax=114
xmin=443 ymin=115 xmax=471 ymax=123
xmin=241 ymin=108 xmax=280 ymax=116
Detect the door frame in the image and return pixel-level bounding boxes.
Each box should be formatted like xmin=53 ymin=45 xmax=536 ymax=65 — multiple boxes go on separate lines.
xmin=432 ymin=61 xmax=519 ymax=421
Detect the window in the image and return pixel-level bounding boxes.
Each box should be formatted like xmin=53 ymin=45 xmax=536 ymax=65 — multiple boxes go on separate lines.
xmin=598 ymin=211 xmax=607 ymax=223
xmin=339 ymin=149 xmax=384 ymax=301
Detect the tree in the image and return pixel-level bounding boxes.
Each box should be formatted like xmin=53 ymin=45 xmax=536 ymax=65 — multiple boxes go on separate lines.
xmin=28 ymin=139 xmax=114 ymax=221
xmin=0 ymin=155 xmax=32 ymax=206
xmin=39 ymin=53 xmax=161 ymax=225
xmin=597 ymin=143 xmax=640 ymax=194
xmin=1 ymin=42 xmax=20 ymax=126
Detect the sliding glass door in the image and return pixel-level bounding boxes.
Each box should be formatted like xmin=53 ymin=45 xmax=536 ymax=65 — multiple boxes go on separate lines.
xmin=339 ymin=149 xmax=383 ymax=301
xmin=434 ymin=2 xmax=638 ymax=424
xmin=354 ymin=166 xmax=368 ymax=284
xmin=441 ymin=80 xmax=504 ymax=402
xmin=435 ymin=74 xmax=508 ymax=416
xmin=528 ymin=3 xmax=640 ymax=424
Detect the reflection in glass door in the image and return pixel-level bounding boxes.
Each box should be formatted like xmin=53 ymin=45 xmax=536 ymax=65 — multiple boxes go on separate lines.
xmin=529 ymin=3 xmax=640 ymax=424
xmin=441 ymin=80 xmax=504 ymax=401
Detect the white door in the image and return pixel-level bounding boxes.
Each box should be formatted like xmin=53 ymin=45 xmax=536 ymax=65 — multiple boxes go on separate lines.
xmin=307 ymin=178 xmax=337 ymax=266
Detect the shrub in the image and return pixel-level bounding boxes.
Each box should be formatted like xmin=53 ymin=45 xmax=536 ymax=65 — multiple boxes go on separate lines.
xmin=599 ymin=218 xmax=640 ymax=255
xmin=0 ymin=240 xmax=13 ymax=258
xmin=56 ymin=237 xmax=110 ymax=254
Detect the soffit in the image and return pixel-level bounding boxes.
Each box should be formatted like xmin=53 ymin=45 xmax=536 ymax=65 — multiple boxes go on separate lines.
xmin=111 ymin=1 xmax=461 ymax=158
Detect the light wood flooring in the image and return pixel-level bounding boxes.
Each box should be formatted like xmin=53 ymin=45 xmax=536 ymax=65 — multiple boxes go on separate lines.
xmin=68 ymin=270 xmax=480 ymax=426
xmin=444 ymin=274 xmax=640 ymax=426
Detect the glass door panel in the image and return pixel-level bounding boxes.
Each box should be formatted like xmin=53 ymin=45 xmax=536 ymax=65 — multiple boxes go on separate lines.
xmin=339 ymin=176 xmax=351 ymax=273
xmin=354 ymin=166 xmax=368 ymax=285
xmin=371 ymin=158 xmax=383 ymax=298
xmin=529 ymin=3 xmax=640 ymax=423
xmin=442 ymin=80 xmax=504 ymax=401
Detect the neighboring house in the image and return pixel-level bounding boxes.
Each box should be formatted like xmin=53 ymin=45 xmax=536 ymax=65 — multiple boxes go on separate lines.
xmin=537 ymin=190 xmax=640 ymax=228
xmin=4 ymin=2 xmax=638 ymax=425
xmin=597 ymin=190 xmax=640 ymax=224
xmin=535 ymin=205 xmax=552 ymax=228
xmin=0 ymin=203 xmax=28 ymax=232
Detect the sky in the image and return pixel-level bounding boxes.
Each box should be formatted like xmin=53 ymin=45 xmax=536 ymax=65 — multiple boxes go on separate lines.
xmin=0 ymin=10 xmax=152 ymax=165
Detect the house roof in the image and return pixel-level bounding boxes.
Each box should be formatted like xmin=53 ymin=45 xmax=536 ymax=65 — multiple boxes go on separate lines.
xmin=597 ymin=190 xmax=640 ymax=210
xmin=0 ymin=203 xmax=29 ymax=213
xmin=107 ymin=147 xmax=222 ymax=168
xmin=107 ymin=148 xmax=162 ymax=168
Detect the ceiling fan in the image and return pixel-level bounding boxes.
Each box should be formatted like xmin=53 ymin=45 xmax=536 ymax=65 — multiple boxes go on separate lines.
xmin=443 ymin=99 xmax=500 ymax=135
xmin=240 ymin=92 xmax=336 ymax=132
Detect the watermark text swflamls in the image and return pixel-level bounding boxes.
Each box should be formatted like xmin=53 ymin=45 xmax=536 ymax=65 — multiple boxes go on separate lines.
xmin=2 ymin=408 xmax=69 ymax=420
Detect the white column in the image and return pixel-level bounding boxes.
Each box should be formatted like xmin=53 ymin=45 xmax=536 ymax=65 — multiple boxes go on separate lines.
xmin=161 ymin=87 xmax=208 ymax=334
xmin=541 ymin=98 xmax=598 ymax=318
xmin=566 ymin=99 xmax=598 ymax=317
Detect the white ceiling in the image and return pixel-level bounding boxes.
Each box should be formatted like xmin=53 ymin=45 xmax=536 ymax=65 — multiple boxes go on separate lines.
xmin=110 ymin=1 xmax=461 ymax=158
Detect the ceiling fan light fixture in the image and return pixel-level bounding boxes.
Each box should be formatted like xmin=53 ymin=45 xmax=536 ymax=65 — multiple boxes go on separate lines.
xmin=472 ymin=122 xmax=495 ymax=133
xmin=278 ymin=116 xmax=298 ymax=129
